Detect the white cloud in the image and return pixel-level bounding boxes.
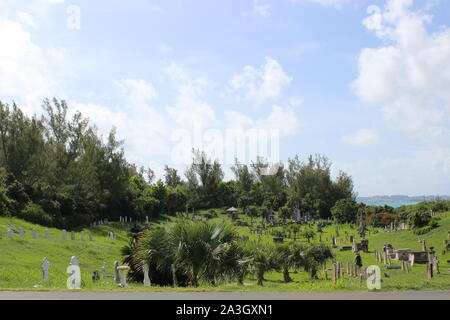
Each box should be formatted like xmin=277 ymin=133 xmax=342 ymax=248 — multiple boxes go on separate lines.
xmin=290 ymin=0 xmax=353 ymax=10
xmin=253 ymin=0 xmax=272 ymax=17
xmin=352 ymin=0 xmax=450 ymax=142
xmin=229 ymin=57 xmax=292 ymax=105
xmin=342 ymin=129 xmax=379 ymax=146
xmin=0 ymin=17 xmax=56 ymax=114
xmin=157 ymin=43 xmax=173 ymax=55
xmin=334 ymin=147 xmax=450 ymax=196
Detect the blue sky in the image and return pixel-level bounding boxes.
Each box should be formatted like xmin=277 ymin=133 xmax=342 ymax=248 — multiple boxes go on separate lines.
xmin=0 ymin=0 xmax=449 ymax=196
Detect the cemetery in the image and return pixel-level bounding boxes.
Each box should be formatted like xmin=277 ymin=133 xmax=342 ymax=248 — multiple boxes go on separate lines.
xmin=0 ymin=207 xmax=449 ymax=292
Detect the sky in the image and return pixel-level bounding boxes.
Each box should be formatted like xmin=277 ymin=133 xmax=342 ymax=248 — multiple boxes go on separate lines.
xmin=0 ymin=0 xmax=449 ymax=196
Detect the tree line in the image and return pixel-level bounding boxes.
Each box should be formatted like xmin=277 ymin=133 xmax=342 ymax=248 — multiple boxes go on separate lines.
xmin=0 ymin=99 xmax=356 ymax=228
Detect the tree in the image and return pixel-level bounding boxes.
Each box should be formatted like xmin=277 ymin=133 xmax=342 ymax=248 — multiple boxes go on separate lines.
xmin=164 ymin=166 xmax=182 ymax=187
xmin=248 ymin=243 xmax=278 ymax=286
xmin=300 ymin=229 xmax=316 ymax=243
xmin=274 ymin=243 xmax=304 ymax=282
xmin=331 ymin=198 xmax=359 ymax=224
xmin=302 ymin=244 xmax=334 ymax=279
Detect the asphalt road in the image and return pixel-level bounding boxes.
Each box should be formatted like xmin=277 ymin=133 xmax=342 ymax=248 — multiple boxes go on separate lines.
xmin=0 ymin=290 xmax=449 ymax=300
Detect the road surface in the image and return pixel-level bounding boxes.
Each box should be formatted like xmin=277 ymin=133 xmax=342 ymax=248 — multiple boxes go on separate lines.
xmin=0 ymin=290 xmax=449 ymax=300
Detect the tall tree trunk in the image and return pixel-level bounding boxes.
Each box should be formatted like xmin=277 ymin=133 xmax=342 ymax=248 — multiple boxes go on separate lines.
xmin=283 ymin=268 xmax=292 ymax=283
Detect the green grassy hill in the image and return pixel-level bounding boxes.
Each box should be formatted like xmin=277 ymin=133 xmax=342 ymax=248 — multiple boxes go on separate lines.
xmin=1 ymin=212 xmax=449 ymax=292
xmin=0 ymin=217 xmax=129 ymax=290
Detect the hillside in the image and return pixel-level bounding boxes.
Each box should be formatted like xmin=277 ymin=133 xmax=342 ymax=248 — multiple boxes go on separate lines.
xmin=0 ymin=212 xmax=449 ymax=292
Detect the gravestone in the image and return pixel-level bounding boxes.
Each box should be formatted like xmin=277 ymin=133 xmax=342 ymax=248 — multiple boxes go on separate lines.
xmin=146 ymin=216 xmax=149 ymax=224
xmin=7 ymin=229 xmax=14 ymax=238
xmin=92 ymin=270 xmax=100 ymax=281
xmin=89 ymin=233 xmax=93 ymax=241
xmin=143 ymin=262 xmax=151 ymax=286
xmin=113 ymin=261 xmax=119 ymax=284
xmin=171 ymin=264 xmax=178 ymax=287
xmin=66 ymin=256 xmax=81 ymax=289
xmin=41 ymin=257 xmax=50 ymax=282
xmin=45 ymin=230 xmax=50 ymax=240
xmin=32 ymin=229 xmax=38 ymax=239
xmin=19 ymin=228 xmax=24 ymax=237
xmin=117 ymin=266 xmax=130 ymax=287
xmin=62 ymin=229 xmax=67 ymax=240
xmin=81 ymin=231 xmax=85 ymax=241
xmin=71 ymin=231 xmax=75 ymax=240
xmin=102 ymin=263 xmax=107 ymax=281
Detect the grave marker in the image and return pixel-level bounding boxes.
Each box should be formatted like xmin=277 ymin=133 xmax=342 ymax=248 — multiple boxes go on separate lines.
xmin=102 ymin=263 xmax=107 ymax=281
xmin=66 ymin=256 xmax=81 ymax=289
xmin=32 ymin=229 xmax=38 ymax=239
xmin=117 ymin=266 xmax=130 ymax=287
xmin=81 ymin=231 xmax=85 ymax=241
xmin=45 ymin=230 xmax=49 ymax=240
xmin=71 ymin=231 xmax=75 ymax=240
xmin=41 ymin=258 xmax=50 ymax=282
xmin=62 ymin=230 xmax=67 ymax=240
xmin=7 ymin=229 xmax=14 ymax=238
xmin=143 ymin=262 xmax=151 ymax=286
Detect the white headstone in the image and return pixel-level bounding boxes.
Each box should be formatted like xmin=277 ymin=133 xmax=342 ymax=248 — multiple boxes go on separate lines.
xmin=45 ymin=230 xmax=49 ymax=240
xmin=146 ymin=216 xmax=149 ymax=223
xmin=81 ymin=231 xmax=85 ymax=241
xmin=62 ymin=229 xmax=67 ymax=240
xmin=71 ymin=231 xmax=75 ymax=240
xmin=89 ymin=233 xmax=93 ymax=241
xmin=32 ymin=229 xmax=38 ymax=239
xmin=41 ymin=257 xmax=50 ymax=282
xmin=66 ymin=256 xmax=81 ymax=289
xmin=19 ymin=228 xmax=24 ymax=237
xmin=7 ymin=229 xmax=14 ymax=238
xmin=143 ymin=262 xmax=151 ymax=286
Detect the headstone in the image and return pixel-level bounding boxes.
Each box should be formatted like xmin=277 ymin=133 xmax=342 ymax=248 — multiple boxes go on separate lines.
xmin=66 ymin=256 xmax=81 ymax=289
xmin=81 ymin=231 xmax=85 ymax=241
xmin=113 ymin=261 xmax=119 ymax=284
xmin=41 ymin=258 xmax=50 ymax=282
xmin=92 ymin=270 xmax=100 ymax=281
xmin=117 ymin=266 xmax=130 ymax=287
xmin=89 ymin=233 xmax=93 ymax=241
xmin=32 ymin=228 xmax=38 ymax=239
xmin=143 ymin=262 xmax=151 ymax=286
xmin=71 ymin=231 xmax=75 ymax=240
xmin=62 ymin=229 xmax=67 ymax=240
xmin=45 ymin=229 xmax=50 ymax=240
xmin=19 ymin=228 xmax=24 ymax=237
xmin=102 ymin=263 xmax=107 ymax=281
xmin=7 ymin=229 xmax=14 ymax=238
xmin=146 ymin=216 xmax=149 ymax=224
xmin=171 ymin=264 xmax=178 ymax=287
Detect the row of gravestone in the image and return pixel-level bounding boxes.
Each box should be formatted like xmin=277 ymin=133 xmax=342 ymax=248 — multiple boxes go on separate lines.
xmin=2 ymin=228 xmax=116 ymax=242
xmin=40 ymin=257 xmax=153 ymax=289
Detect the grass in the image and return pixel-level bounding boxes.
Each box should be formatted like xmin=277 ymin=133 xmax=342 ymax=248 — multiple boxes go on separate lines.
xmin=1 ymin=211 xmax=449 ymax=292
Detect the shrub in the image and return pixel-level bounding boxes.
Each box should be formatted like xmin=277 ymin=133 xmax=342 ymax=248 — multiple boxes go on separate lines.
xmin=19 ymin=202 xmax=53 ymax=226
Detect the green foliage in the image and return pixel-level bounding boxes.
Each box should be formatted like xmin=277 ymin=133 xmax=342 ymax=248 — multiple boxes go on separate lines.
xmin=19 ymin=202 xmax=53 ymax=226
xmin=331 ymin=199 xmax=359 ymax=224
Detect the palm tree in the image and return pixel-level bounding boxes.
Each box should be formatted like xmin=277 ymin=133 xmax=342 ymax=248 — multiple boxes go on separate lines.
xmin=170 ymin=220 xmax=239 ymax=287
xmin=301 ymin=244 xmax=334 ymax=279
xmin=274 ymin=242 xmax=305 ymax=283
xmin=248 ymin=243 xmax=278 ymax=286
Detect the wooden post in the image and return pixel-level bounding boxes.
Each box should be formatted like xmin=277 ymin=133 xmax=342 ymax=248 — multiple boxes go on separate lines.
xmin=427 ymin=262 xmax=433 ymax=280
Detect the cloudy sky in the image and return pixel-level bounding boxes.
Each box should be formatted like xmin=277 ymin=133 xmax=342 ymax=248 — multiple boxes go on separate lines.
xmin=0 ymin=0 xmax=449 ymax=196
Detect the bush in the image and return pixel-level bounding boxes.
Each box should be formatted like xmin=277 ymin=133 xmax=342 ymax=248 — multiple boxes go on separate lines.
xmin=18 ymin=202 xmax=53 ymax=226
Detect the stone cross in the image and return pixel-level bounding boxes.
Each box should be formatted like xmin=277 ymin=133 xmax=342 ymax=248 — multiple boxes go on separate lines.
xmin=62 ymin=229 xmax=67 ymax=240
xmin=41 ymin=257 xmax=50 ymax=282
xmin=32 ymin=228 xmax=38 ymax=239
xmin=81 ymin=231 xmax=85 ymax=241
xmin=45 ymin=229 xmax=49 ymax=240
xmin=71 ymin=231 xmax=75 ymax=240
xmin=143 ymin=262 xmax=151 ymax=286
xmin=7 ymin=229 xmax=14 ymax=238
xmin=113 ymin=261 xmax=119 ymax=284
xmin=117 ymin=266 xmax=130 ymax=287
xmin=66 ymin=256 xmax=81 ymax=289
xmin=102 ymin=263 xmax=107 ymax=281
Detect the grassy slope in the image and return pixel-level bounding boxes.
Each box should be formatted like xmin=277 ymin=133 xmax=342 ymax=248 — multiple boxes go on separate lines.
xmin=0 ymin=212 xmax=449 ymax=292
